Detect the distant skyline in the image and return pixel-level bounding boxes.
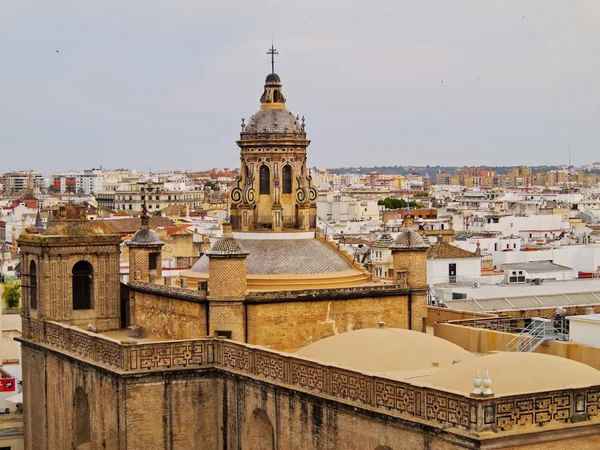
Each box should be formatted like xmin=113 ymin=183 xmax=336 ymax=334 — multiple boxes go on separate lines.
xmin=2 ymin=1 xmax=599 ymax=173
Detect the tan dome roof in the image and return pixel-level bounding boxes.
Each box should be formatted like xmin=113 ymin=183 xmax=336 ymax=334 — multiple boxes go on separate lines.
xmin=418 ymin=351 xmax=600 ymax=396
xmin=296 ymin=328 xmax=474 ymax=373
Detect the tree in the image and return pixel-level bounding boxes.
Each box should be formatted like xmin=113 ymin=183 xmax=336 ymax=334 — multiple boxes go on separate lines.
xmin=2 ymin=282 xmax=21 ymax=310
xmin=377 ymin=198 xmax=422 ymax=210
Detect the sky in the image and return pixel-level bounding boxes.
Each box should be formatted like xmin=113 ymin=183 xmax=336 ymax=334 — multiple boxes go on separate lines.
xmin=1 ymin=0 xmax=599 ymax=174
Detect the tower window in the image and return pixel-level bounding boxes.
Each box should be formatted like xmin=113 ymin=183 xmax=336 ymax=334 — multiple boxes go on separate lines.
xmin=149 ymin=253 xmax=160 ymax=271
xmin=260 ymin=166 xmax=270 ymax=195
xmin=30 ymin=260 xmax=37 ymax=310
xmin=72 ymin=261 xmax=93 ymax=310
xmin=282 ymin=165 xmax=292 ymax=194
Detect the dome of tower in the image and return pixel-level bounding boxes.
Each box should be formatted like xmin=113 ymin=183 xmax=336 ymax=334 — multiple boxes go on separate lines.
xmin=391 ymin=230 xmax=429 ymax=249
xmin=265 ymin=73 xmax=281 ymax=83
xmin=245 ymin=109 xmax=303 ymax=134
xmin=205 ymin=235 xmax=249 ymax=256
xmin=129 ymin=228 xmax=163 ymax=247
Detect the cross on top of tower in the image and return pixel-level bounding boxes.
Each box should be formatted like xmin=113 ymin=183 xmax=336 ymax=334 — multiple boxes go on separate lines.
xmin=267 ymin=44 xmax=278 ymax=73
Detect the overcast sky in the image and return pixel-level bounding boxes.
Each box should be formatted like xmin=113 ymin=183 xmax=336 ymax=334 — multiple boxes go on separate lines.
xmin=1 ymin=1 xmax=599 ymax=174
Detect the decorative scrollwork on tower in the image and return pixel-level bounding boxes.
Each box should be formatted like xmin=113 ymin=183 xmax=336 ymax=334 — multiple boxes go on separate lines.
xmin=230 ymin=176 xmax=243 ymax=204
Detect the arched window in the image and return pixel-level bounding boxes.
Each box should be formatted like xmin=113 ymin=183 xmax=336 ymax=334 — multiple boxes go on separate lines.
xmin=282 ymin=165 xmax=292 ymax=194
xmin=246 ymin=409 xmax=274 ymax=450
xmin=73 ymin=387 xmax=90 ymax=448
xmin=259 ymin=166 xmax=270 ymax=195
xmin=72 ymin=261 xmax=93 ymax=310
xmin=29 ymin=260 xmax=37 ymax=310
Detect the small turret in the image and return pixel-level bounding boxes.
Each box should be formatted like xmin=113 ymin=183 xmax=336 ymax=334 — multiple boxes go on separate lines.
xmin=205 ymin=220 xmax=249 ymax=340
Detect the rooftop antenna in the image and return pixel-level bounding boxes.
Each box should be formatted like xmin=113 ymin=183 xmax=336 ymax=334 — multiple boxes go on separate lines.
xmin=267 ymin=38 xmax=278 ymax=74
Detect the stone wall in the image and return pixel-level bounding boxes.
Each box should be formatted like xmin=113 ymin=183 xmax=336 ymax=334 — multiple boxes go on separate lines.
xmin=246 ymin=293 xmax=417 ymax=351
xmin=130 ymin=285 xmax=208 ymax=340
xmin=19 ymin=323 xmax=600 ymax=450
xmin=208 ymin=257 xmax=247 ymax=300
xmin=435 ymin=321 xmax=600 ymax=371
xmin=21 ymin=346 xmax=121 ymax=450
xmin=124 ymin=376 xmax=220 ymax=450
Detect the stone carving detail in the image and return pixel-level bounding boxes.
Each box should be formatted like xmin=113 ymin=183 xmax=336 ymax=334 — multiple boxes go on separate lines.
xmin=70 ymin=331 xmax=94 ymax=360
xmin=425 ymin=393 xmax=470 ymax=427
xmin=291 ymin=360 xmax=327 ymax=394
xmin=45 ymin=323 xmax=68 ymax=349
xmin=28 ymin=319 xmax=43 ymax=341
xmin=255 ymin=351 xmax=286 ymax=382
xmin=222 ymin=343 xmax=251 ymax=372
xmin=130 ymin=342 xmax=205 ymax=370
xmin=587 ymin=390 xmax=600 ymax=417
xmin=332 ymin=369 xmax=370 ymax=404
xmin=375 ymin=381 xmax=420 ymax=416
xmin=496 ymin=394 xmax=571 ymax=429
xmin=96 ymin=340 xmax=121 ymax=368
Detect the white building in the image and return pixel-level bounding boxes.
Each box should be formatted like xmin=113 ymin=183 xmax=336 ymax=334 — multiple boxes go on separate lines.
xmin=426 ymin=240 xmax=481 ymax=286
xmin=317 ymin=193 xmax=380 ymax=224
xmin=567 ymin=313 xmax=600 ymax=348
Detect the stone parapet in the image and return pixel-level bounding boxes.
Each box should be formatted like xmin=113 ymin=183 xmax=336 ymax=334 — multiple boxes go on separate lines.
xmin=127 ymin=281 xmax=207 ymax=303
xmin=18 ymin=318 xmax=600 ymax=435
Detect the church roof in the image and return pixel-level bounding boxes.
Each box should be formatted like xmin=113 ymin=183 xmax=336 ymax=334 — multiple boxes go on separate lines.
xmin=427 ymin=241 xmax=478 ymax=259
xmin=192 ymin=238 xmax=352 ymax=274
xmin=296 ymin=328 xmax=474 ymax=374
xmin=419 ymin=351 xmax=600 ymax=396
xmin=390 ymin=230 xmax=429 ymax=250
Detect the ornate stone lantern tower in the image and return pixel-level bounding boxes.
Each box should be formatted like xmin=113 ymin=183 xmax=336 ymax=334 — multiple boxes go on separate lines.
xmin=230 ymin=46 xmax=317 ymax=232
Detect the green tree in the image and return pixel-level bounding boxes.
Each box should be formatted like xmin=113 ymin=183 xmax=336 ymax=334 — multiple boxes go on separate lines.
xmin=377 ymin=198 xmax=422 ymax=210
xmin=2 ymin=282 xmax=21 ymax=310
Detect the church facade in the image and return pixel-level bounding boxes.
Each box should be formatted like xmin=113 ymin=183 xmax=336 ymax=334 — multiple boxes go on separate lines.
xmin=16 ymin=68 xmax=600 ymax=450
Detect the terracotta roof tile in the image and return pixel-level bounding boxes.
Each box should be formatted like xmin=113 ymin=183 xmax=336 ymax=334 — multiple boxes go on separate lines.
xmin=427 ymin=241 xmax=477 ymax=259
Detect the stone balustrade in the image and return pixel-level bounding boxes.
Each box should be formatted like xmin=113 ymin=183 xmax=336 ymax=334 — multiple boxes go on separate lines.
xmin=20 ymin=318 xmax=600 ymax=433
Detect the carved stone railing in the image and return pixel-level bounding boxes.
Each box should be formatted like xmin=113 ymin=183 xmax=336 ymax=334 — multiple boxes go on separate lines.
xmin=22 ymin=319 xmax=600 ymax=433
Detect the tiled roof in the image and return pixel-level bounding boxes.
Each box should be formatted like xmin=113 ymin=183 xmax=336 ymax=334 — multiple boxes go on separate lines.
xmin=427 ymin=241 xmax=477 ymax=259
xmin=374 ymin=232 xmax=394 ymax=248
xmin=192 ymin=238 xmax=352 ymax=274
xmin=205 ymin=235 xmax=248 ymax=256
xmin=390 ymin=230 xmax=429 ymax=250
xmin=128 ymin=229 xmax=164 ymax=247
xmin=102 ymin=217 xmax=175 ymax=234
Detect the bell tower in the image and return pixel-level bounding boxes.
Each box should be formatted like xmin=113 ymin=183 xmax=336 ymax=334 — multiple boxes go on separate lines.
xmin=230 ymin=47 xmax=317 ymax=232
xmin=18 ymin=204 xmax=122 ymax=332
